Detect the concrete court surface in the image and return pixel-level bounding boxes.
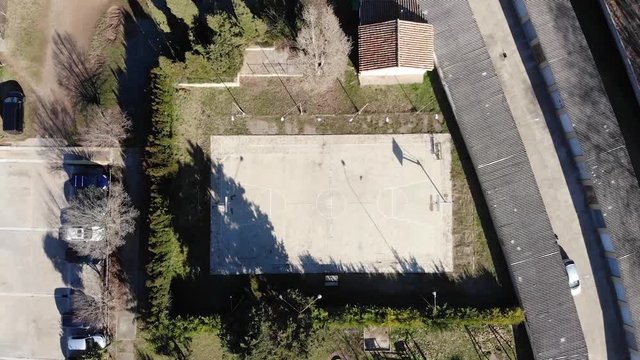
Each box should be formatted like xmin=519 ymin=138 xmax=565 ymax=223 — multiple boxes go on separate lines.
xmin=210 ymin=134 xmax=453 ymax=274
xmin=467 ymin=0 xmax=626 ymax=358
xmin=0 ymin=146 xmax=111 ymax=359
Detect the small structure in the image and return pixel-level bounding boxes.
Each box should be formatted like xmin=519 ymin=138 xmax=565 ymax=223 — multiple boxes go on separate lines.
xmin=358 ymin=0 xmax=434 ymax=85
xmin=363 ymin=327 xmax=390 ymax=351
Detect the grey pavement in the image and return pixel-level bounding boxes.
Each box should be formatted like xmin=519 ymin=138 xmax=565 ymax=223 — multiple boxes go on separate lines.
xmin=114 ymin=148 xmax=143 ymax=360
xmin=467 ymin=0 xmax=625 ymax=358
xmin=0 ymin=146 xmax=120 ymax=359
xmin=0 ymin=148 xmax=75 ymax=359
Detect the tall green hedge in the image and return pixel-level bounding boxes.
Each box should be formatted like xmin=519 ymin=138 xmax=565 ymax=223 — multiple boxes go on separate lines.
xmin=144 ymin=58 xmax=190 ymax=353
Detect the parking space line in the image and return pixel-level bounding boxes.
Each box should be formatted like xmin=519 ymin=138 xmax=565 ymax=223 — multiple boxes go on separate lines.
xmin=0 ymin=158 xmax=111 ymax=165
xmin=0 ymin=357 xmax=64 ymax=360
xmin=0 ymin=159 xmax=50 ymax=163
xmin=0 ymin=227 xmax=57 ymax=232
xmin=0 ymin=292 xmax=67 ymax=297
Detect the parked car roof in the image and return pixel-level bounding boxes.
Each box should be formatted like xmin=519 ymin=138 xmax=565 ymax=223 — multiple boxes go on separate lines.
xmin=71 ymin=171 xmax=108 ymax=190
xmin=2 ymin=91 xmax=24 ymax=134
xmin=61 ymin=226 xmax=105 ymax=242
xmin=67 ymin=334 xmax=106 ymax=351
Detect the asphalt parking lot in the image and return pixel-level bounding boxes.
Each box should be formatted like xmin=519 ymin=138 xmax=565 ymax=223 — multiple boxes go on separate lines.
xmin=0 ymin=147 xmax=110 ymax=359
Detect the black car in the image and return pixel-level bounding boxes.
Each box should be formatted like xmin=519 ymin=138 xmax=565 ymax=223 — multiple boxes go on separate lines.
xmin=2 ymin=91 xmax=24 ymax=134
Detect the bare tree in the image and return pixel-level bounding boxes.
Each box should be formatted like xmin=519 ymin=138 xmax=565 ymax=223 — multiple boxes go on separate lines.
xmin=71 ymin=291 xmax=108 ymax=329
xmin=295 ymin=0 xmax=351 ymax=91
xmin=79 ymin=105 xmax=132 ymax=148
xmin=71 ymin=256 xmax=134 ymax=332
xmin=63 ymin=183 xmax=139 ymax=259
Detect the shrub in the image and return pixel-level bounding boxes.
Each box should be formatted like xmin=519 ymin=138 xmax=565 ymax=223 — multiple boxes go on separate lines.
xmin=232 ymin=0 xmax=268 ymax=44
xmin=327 ymin=306 xmax=524 ymax=330
xmin=166 ymin=0 xmax=199 ymax=26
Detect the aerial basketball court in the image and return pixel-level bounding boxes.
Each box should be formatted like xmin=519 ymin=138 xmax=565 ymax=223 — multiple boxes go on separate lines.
xmin=210 ymin=134 xmax=453 ymax=274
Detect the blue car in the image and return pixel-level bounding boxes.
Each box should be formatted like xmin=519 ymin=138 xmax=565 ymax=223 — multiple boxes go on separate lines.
xmin=71 ymin=170 xmax=108 ymax=190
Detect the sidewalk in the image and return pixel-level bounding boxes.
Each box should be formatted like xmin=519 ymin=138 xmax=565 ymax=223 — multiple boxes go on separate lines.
xmin=114 ymin=148 xmax=144 ymax=360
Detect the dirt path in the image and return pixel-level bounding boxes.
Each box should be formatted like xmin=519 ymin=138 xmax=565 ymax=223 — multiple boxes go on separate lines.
xmin=39 ymin=0 xmax=112 ymax=97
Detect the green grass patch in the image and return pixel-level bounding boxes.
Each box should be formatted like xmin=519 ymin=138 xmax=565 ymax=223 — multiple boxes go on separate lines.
xmin=145 ymin=3 xmax=171 ymax=32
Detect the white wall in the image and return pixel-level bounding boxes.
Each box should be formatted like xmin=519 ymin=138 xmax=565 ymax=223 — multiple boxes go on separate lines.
xmin=358 ymin=67 xmax=427 ymax=86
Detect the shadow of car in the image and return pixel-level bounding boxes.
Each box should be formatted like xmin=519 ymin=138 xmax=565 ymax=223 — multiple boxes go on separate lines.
xmin=64 ymin=245 xmax=103 ymax=265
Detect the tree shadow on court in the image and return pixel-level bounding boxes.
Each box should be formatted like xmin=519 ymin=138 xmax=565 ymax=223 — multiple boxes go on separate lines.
xmin=169 ymin=142 xmax=290 ymax=316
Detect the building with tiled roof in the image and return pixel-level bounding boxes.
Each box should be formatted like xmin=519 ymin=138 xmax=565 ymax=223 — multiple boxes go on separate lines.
xmin=358 ymin=1 xmax=434 ymax=85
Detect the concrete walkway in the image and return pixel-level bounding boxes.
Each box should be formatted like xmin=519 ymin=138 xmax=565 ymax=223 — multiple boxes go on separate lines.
xmin=467 ymin=0 xmax=623 ymax=358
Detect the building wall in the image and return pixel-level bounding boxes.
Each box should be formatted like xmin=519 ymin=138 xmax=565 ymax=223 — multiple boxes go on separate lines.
xmin=358 ymin=67 xmax=427 ymax=85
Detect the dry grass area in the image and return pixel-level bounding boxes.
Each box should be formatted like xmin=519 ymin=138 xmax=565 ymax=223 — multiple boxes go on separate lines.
xmin=177 ymin=69 xmax=439 ymax=118
xmin=173 ymin=71 xmax=442 ymax=159
xmin=307 ymin=325 xmax=515 ymax=360
xmin=135 ymin=331 xmax=235 ymax=360
xmin=0 ymin=0 xmax=52 ymax=141
xmin=135 ymin=325 xmax=515 ymax=360
xmin=3 ymin=0 xmax=51 ymax=81
xmin=451 ymin=147 xmax=494 ymax=276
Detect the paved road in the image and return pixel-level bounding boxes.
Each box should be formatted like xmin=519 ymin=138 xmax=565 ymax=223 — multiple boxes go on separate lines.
xmin=467 ymin=0 xmax=626 ymax=358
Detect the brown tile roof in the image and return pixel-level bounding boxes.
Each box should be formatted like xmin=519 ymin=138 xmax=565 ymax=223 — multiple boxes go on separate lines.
xmin=358 ymin=20 xmax=434 ymax=72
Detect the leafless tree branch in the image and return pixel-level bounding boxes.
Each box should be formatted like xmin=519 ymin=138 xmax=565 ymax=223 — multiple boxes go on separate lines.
xmin=79 ymin=105 xmax=132 ymax=148
xmin=71 ymin=291 xmax=108 ymax=329
xmin=62 ymin=183 xmax=139 ymax=259
xmin=294 ymin=0 xmax=351 ymax=91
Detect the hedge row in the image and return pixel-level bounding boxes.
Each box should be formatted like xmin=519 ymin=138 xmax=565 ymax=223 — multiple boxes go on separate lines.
xmin=326 ymin=306 xmax=524 ymax=330
xmin=144 ymin=58 xmax=191 ymax=352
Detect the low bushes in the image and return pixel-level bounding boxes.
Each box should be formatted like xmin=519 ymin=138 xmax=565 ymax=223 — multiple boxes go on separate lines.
xmin=327 ymin=306 xmax=524 ymax=330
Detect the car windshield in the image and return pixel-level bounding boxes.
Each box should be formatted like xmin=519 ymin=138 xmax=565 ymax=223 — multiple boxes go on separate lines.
xmin=569 ymin=279 xmax=580 ymax=289
xmin=70 ymin=228 xmax=85 ymax=238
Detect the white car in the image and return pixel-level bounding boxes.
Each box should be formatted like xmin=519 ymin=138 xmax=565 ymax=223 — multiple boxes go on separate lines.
xmin=67 ymin=334 xmax=107 ymax=351
xmin=564 ymin=259 xmax=581 ymax=296
xmin=61 ymin=226 xmax=105 ymax=242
